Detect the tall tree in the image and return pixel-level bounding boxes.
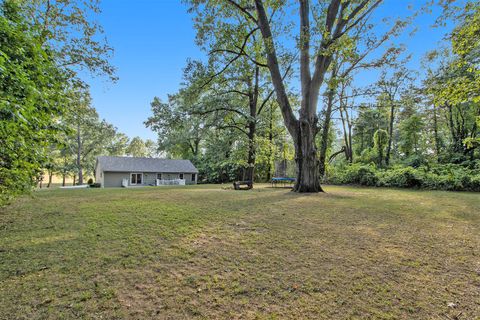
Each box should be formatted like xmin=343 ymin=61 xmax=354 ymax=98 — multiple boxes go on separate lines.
xmin=145 ymin=95 xmax=208 ymax=160
xmin=183 ymin=3 xmax=284 ymax=184
xmin=188 ymin=0 xmax=387 ymax=191
xmin=0 ymin=1 xmax=66 ymax=204
xmin=424 ymin=3 xmax=480 ymax=161
xmin=376 ymin=66 xmax=413 ymax=165
xmin=20 ymin=0 xmax=117 ymax=82
xmin=63 ymin=91 xmax=120 ymax=184
xmin=126 ymin=137 xmax=148 ymax=157
xmin=317 ymin=16 xmax=407 ymax=176
xmin=373 ymin=129 xmax=388 ymax=166
xmin=185 ymin=59 xmax=278 ymax=183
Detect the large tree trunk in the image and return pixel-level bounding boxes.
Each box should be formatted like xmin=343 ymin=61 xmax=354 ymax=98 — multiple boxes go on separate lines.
xmin=254 ymin=0 xmax=357 ymax=193
xmin=293 ymin=119 xmax=323 ymax=192
xmin=255 ymin=0 xmax=322 ymax=192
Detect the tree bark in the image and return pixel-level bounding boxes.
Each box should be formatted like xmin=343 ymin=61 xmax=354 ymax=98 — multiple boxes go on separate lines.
xmin=385 ymin=100 xmax=395 ymax=166
xmin=251 ymin=0 xmax=375 ymax=192
xmin=446 ymin=103 xmax=462 ymax=154
xmin=254 ymin=0 xmax=333 ymax=192
xmin=62 ymin=155 xmax=67 ymax=186
xmin=246 ymin=137 xmax=255 ymax=182
xmin=76 ymin=122 xmax=84 ymax=185
xmin=245 ymin=109 xmax=256 ymax=183
xmin=433 ymin=104 xmax=441 ymax=161
xmin=266 ymin=103 xmax=274 ymax=181
xmin=47 ymin=171 xmax=53 ymax=188
xmin=245 ymin=66 xmax=259 ymax=184
xmin=329 ymin=146 xmax=346 ymax=163
xmin=318 ymin=65 xmax=337 ymax=177
xmin=294 ymin=118 xmax=323 ymax=192
xmin=341 ymin=104 xmax=354 ymax=162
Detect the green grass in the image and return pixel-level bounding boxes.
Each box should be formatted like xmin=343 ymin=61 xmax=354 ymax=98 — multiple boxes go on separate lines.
xmin=1 ymin=185 xmax=479 ymax=319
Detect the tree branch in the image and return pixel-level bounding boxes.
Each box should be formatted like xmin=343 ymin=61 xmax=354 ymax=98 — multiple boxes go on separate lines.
xmin=225 ymin=0 xmax=257 ymax=23
xmin=257 ymin=62 xmax=293 ymax=115
xmin=299 ymin=0 xmax=312 ymax=97
xmin=254 ymin=0 xmax=298 ymax=136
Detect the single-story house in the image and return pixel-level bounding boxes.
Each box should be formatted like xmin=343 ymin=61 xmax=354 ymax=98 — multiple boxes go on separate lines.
xmin=95 ymin=156 xmax=198 ymax=187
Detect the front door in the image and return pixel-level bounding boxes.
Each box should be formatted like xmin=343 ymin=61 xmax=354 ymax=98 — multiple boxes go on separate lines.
xmin=130 ymin=173 xmax=142 ymax=185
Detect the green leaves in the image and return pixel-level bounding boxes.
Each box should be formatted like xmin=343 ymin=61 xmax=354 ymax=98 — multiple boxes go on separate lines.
xmin=0 ymin=1 xmax=67 ymax=205
xmin=21 ymin=0 xmax=117 ymax=82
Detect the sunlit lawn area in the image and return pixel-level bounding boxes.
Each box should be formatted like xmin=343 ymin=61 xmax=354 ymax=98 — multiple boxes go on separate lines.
xmin=0 ymin=185 xmax=479 ymax=319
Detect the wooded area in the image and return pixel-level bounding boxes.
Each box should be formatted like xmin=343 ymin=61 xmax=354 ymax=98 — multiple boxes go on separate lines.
xmin=1 ymin=0 xmax=479 ymax=205
xmin=146 ymin=0 xmax=479 ymax=191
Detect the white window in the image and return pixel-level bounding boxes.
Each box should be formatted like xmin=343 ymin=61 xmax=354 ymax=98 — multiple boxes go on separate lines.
xmin=179 ymin=173 xmax=184 ymax=179
xmin=130 ymin=173 xmax=142 ymax=185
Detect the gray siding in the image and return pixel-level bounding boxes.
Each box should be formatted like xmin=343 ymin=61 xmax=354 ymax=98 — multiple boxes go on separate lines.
xmin=183 ymin=173 xmax=197 ymax=184
xmin=104 ymin=172 xmax=130 ymax=188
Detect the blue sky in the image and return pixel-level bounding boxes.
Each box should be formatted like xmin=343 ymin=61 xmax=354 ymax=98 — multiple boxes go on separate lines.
xmin=88 ymin=0 xmax=203 ymax=140
xmin=87 ymin=0 xmax=451 ymax=141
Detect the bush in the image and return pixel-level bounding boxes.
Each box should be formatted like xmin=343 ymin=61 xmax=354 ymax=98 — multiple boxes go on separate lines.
xmin=327 ymin=163 xmax=378 ymax=186
xmin=327 ymin=162 xmax=480 ymax=192
xmin=377 ymin=167 xmax=424 ymax=188
xmin=89 ymin=183 xmax=101 ymax=188
xmin=402 ymin=154 xmax=426 ymax=168
xmin=87 ymin=178 xmax=94 ymax=185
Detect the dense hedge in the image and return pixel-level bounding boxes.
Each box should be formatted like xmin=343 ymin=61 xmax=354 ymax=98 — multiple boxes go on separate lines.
xmin=325 ymin=161 xmax=480 ymax=191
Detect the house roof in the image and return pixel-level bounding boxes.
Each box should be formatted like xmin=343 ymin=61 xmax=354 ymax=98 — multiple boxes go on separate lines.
xmin=96 ymin=156 xmax=199 ymax=173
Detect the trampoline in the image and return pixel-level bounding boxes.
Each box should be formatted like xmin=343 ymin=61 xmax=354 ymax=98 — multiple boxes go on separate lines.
xmin=271 ymin=177 xmax=296 ymax=188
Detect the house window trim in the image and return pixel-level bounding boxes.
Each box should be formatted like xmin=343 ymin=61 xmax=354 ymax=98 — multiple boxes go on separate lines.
xmin=130 ymin=172 xmax=143 ymax=185
xmin=191 ymin=173 xmax=196 ymax=182
xmin=179 ymin=173 xmax=184 ymax=180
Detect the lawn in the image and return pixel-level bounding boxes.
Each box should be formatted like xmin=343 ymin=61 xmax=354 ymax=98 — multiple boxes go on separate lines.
xmin=0 ymin=185 xmax=479 ymax=319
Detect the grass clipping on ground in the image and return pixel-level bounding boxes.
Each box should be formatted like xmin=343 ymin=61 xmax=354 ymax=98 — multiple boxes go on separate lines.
xmin=0 ymin=185 xmax=479 ymax=319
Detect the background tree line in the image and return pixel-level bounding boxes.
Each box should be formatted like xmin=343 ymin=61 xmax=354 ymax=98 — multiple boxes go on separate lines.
xmin=0 ymin=0 xmax=158 ymax=204
xmin=145 ymin=0 xmax=479 ymax=191
xmin=2 ymin=0 xmax=479 ymax=205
